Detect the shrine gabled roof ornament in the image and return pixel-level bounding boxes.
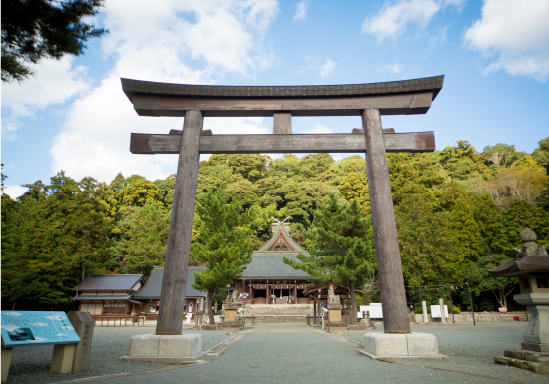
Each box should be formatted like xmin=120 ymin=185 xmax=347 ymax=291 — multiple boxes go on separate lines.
xmin=257 ymin=223 xmax=307 ymax=253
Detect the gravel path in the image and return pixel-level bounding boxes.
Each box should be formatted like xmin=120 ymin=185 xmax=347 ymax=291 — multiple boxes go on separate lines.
xmin=339 ymin=322 xmax=546 ymax=384
xmin=5 ymin=325 xmax=240 ymax=384
xmin=5 ymin=321 xmax=547 ymax=384
xmin=71 ymin=322 xmax=547 ymax=384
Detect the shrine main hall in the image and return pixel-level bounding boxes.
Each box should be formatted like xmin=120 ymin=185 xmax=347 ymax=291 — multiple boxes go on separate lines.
xmin=235 ymin=220 xmax=313 ymax=306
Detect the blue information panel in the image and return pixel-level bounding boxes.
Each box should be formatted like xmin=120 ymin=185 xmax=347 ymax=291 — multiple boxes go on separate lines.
xmin=1 ymin=311 xmax=81 ymax=347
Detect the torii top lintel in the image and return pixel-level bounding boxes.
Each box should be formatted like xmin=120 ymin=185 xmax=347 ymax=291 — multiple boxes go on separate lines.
xmin=121 ymin=75 xmax=444 ymax=118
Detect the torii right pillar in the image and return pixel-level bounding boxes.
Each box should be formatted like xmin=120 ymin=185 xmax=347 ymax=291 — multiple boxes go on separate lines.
xmin=362 ymin=108 xmax=409 ymax=334
xmin=361 ymin=109 xmax=447 ymax=360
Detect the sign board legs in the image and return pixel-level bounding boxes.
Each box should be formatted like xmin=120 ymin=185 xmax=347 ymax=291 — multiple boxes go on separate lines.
xmin=156 ymin=110 xmax=204 ymax=335
xmin=362 ymin=108 xmax=410 ymax=334
xmin=1 ymin=346 xmax=13 ymax=382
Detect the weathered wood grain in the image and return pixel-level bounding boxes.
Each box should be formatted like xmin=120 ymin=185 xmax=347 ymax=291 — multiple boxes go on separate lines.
xmin=362 ymin=108 xmax=410 ymax=334
xmin=130 ymin=132 xmax=435 ymax=154
xmin=67 ymin=311 xmax=94 ymax=372
xmin=130 ymin=92 xmax=433 ymax=117
xmin=156 ymin=110 xmax=203 ymax=335
xmin=273 ymin=112 xmax=292 ymax=134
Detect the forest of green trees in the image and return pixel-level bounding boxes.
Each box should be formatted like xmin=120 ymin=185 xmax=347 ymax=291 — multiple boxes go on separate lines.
xmin=2 ymin=137 xmax=548 ymax=313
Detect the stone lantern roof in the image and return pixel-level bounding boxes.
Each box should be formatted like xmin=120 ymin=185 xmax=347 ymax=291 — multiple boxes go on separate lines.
xmin=488 ymin=228 xmax=549 ymax=278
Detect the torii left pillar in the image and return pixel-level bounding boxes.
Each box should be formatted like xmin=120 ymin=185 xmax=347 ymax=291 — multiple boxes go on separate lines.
xmin=156 ymin=109 xmax=203 ymax=335
xmin=124 ymin=110 xmax=204 ymax=362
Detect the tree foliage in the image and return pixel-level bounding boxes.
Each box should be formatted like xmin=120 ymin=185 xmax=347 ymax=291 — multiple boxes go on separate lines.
xmin=284 ymin=194 xmax=375 ymax=324
xmin=3 ymin=135 xmax=548 ymax=312
xmin=2 ymin=172 xmax=114 ymax=309
xmin=2 ymin=0 xmax=107 ymax=82
xmin=122 ymin=203 xmax=170 ymax=276
xmin=469 ymin=254 xmax=518 ymax=308
xmin=191 ymin=190 xmax=256 ymax=324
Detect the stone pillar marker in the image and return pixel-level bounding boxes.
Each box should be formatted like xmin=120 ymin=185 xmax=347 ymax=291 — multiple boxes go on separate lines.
xmin=67 ymin=311 xmax=94 ymax=372
xmin=439 ymin=299 xmax=446 ymax=324
xmin=422 ymin=301 xmax=429 ymax=324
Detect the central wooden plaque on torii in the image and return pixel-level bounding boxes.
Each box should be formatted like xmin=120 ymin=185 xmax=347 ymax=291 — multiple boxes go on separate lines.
xmin=121 ymin=75 xmax=444 ymax=335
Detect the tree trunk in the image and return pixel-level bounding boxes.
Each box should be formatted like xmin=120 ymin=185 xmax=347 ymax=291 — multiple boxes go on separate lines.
xmin=349 ymin=281 xmax=357 ymax=325
xmin=207 ymin=289 xmax=215 ymax=325
xmin=492 ymin=290 xmax=505 ymax=308
xmin=82 ymin=265 xmax=85 ymax=282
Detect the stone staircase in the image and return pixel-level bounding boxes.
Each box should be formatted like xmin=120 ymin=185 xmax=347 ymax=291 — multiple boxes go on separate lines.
xmin=247 ymin=304 xmax=313 ymax=323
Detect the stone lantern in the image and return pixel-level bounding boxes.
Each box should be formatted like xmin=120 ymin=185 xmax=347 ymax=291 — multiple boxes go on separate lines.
xmin=488 ymin=228 xmax=549 ymax=374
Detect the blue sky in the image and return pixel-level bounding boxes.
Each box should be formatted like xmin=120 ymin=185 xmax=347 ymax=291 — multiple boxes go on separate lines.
xmin=2 ymin=0 xmax=548 ymax=198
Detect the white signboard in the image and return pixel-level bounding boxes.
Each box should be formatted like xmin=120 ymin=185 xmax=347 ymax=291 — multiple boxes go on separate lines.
xmin=430 ymin=305 xmax=449 ymax=318
xmin=357 ymin=306 xmax=368 ymax=319
xmin=357 ymin=303 xmax=383 ymax=319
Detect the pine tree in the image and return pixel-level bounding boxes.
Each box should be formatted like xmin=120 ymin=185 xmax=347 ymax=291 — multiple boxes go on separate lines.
xmin=191 ymin=190 xmax=256 ymax=324
xmin=284 ymin=194 xmax=375 ymax=324
xmin=2 ymin=0 xmax=107 ymax=82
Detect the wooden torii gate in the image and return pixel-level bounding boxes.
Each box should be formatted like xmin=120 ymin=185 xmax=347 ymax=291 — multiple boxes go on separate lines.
xmin=121 ymin=75 xmax=444 ymax=335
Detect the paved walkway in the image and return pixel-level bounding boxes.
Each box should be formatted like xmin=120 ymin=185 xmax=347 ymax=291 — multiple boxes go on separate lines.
xmin=74 ymin=322 xmax=546 ymax=384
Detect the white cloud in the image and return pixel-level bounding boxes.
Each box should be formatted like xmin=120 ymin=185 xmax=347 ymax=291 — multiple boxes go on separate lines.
xmin=3 ymin=185 xmax=28 ymax=199
xmin=362 ymin=0 xmax=463 ymax=42
xmin=305 ymin=123 xmax=333 ymax=134
xmin=1 ymin=57 xmax=91 ymax=140
xmin=294 ymin=1 xmax=309 ymax=21
xmin=319 ymin=59 xmax=337 ymax=77
xmin=50 ymin=0 xmax=280 ymax=183
xmin=30 ymin=322 xmax=49 ymax=327
xmin=379 ymin=63 xmax=403 ymax=74
xmin=44 ymin=315 xmax=66 ymax=320
xmin=464 ymin=0 xmax=549 ymax=82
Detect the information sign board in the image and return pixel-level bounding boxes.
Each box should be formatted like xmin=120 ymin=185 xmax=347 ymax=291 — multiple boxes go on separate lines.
xmin=430 ymin=305 xmax=449 ymax=318
xmin=1 ymin=311 xmax=81 ymax=348
xmin=357 ymin=303 xmax=383 ymax=319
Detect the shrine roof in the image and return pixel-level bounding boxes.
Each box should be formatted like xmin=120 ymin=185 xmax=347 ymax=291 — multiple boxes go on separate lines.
xmin=72 ymin=274 xmax=144 ymax=291
xmin=132 ymin=266 xmax=206 ymax=299
xmin=121 ymin=76 xmax=444 ymax=101
xmin=242 ymin=254 xmax=310 ymax=279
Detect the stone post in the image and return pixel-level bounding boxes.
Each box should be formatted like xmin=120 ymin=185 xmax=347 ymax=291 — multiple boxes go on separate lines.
xmin=439 ymin=299 xmax=446 ymax=324
xmin=67 ymin=311 xmax=94 ymax=372
xmin=422 ymin=301 xmax=428 ymax=323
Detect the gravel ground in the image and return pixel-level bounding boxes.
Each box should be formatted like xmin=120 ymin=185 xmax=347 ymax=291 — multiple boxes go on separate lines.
xmin=5 ymin=325 xmax=241 ymax=384
xmin=83 ymin=322 xmax=549 ymax=384
xmin=339 ymin=322 xmax=546 ymax=384
xmin=6 ymin=321 xmax=548 ymax=384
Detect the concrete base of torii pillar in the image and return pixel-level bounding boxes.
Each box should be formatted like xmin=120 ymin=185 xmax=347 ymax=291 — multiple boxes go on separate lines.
xmin=119 ymin=334 xmax=203 ymax=363
xmin=360 ymin=333 xmax=447 ymax=360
